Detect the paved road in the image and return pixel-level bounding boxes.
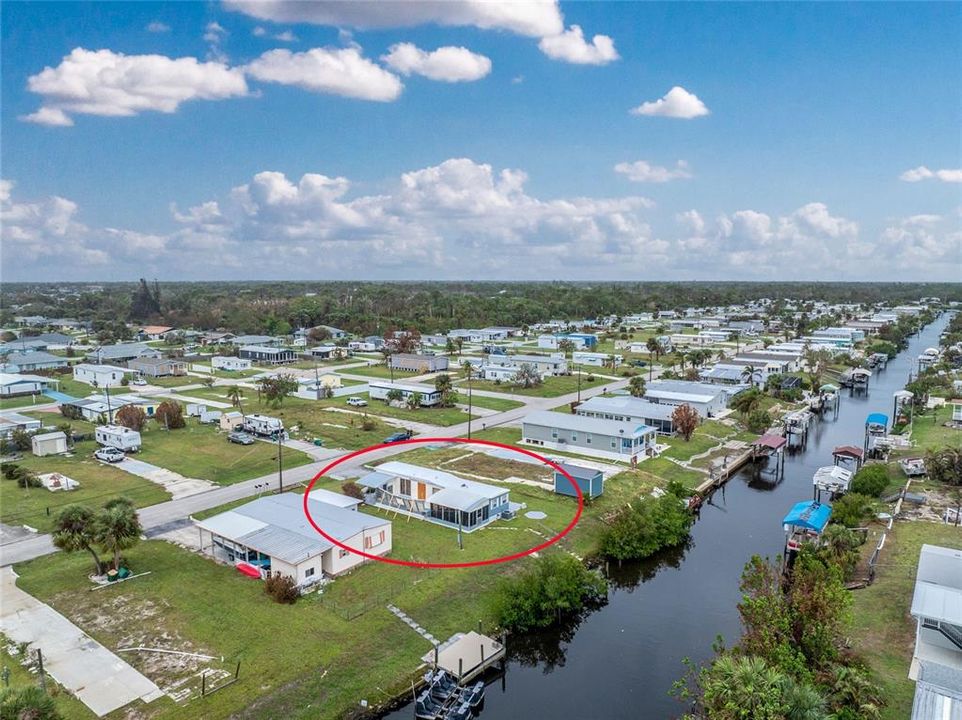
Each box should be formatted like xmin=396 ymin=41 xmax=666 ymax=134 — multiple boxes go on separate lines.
xmin=0 ymin=371 xmax=638 ymax=567
xmin=1 ymin=567 xmax=164 ymax=716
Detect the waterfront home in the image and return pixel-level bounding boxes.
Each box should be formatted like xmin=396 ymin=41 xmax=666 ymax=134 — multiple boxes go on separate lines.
xmin=578 ymin=395 xmax=681 ymax=434
xmin=389 ymin=353 xmax=449 ymax=373
xmin=909 ymin=544 xmax=962 ymax=719
xmin=486 ymin=353 xmax=568 ymax=376
xmin=196 ymin=492 xmax=391 ymax=585
xmin=368 ymin=380 xmax=441 ymax=407
xmin=522 ymin=409 xmax=656 ymax=462
xmin=644 ymin=380 xmax=733 ymax=418
xmin=358 ymin=461 xmax=511 ymax=532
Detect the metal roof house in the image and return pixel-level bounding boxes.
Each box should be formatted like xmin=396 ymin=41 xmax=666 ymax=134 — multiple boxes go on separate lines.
xmin=644 ymin=380 xmax=733 ymax=418
xmin=195 ymin=492 xmax=391 ymax=586
xmin=358 ymin=461 xmax=512 ymax=532
xmin=368 ymin=380 xmax=441 ymax=407
xmin=910 ymin=545 xmax=962 ymax=720
xmin=486 ymin=353 xmax=568 ymax=376
xmin=84 ymin=343 xmax=161 ymax=365
xmin=238 ymin=345 xmax=296 ymax=365
xmin=0 ymin=373 xmax=59 ymax=398
xmin=0 ymin=351 xmax=68 ymax=373
xmin=522 ymin=409 xmax=656 ymax=463
xmin=574 ymin=395 xmax=678 ymax=435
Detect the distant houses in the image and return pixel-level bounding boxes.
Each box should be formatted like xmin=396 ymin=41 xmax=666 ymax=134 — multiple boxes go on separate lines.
xmin=73 ymin=363 xmax=127 ymax=387
xmin=389 ymin=353 xmax=449 ymax=373
xmin=521 ymin=409 xmax=656 ymax=463
xmin=368 ymin=380 xmax=441 ymax=407
xmin=238 ymin=345 xmax=296 ymax=365
xmin=0 ymin=351 xmax=69 ymax=373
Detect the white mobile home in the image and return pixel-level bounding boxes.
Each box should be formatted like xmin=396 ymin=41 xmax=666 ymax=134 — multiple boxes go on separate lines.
xmin=572 ymin=351 xmax=623 ymax=368
xmin=95 ymin=425 xmax=142 ymax=451
xmin=368 ymin=381 xmax=442 ymax=407
xmin=73 ymin=363 xmax=127 ymax=388
xmin=196 ymin=493 xmax=391 ymax=585
xmin=211 ymin=356 xmax=253 ymax=372
xmin=522 ymin=410 xmax=656 ymax=462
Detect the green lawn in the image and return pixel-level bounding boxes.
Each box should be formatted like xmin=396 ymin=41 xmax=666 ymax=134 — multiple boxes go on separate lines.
xmin=336 ymin=363 xmax=400 ymax=379
xmin=0 ymin=393 xmax=51 ymax=410
xmin=460 ymin=394 xmax=524 ymax=412
xmin=458 ymin=372 xmax=615 ymax=398
xmin=850 ymin=521 xmax=962 ymax=720
xmin=141 ymin=375 xmax=197 ymax=388
xmin=905 ymin=405 xmax=962 ymax=453
xmin=0 ymin=640 xmax=94 ymax=720
xmin=660 ymin=420 xmax=740 ymax=462
xmin=135 ymin=419 xmax=313 ymax=485
xmin=2 ymin=440 xmax=171 ymax=533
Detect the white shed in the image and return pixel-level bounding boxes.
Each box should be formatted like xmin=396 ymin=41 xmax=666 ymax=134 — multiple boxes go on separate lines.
xmin=31 ymin=431 xmax=68 ymax=457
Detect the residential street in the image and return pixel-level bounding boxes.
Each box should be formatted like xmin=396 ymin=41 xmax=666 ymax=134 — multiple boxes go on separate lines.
xmin=0 ymin=372 xmax=637 ymax=567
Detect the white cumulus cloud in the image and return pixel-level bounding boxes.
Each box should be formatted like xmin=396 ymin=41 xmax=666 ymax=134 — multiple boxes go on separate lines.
xmin=22 ymin=48 xmax=249 ymax=125
xmin=631 ymin=86 xmax=709 ymax=119
xmin=245 ymin=47 xmax=402 ymax=101
xmin=899 ymin=166 xmax=962 ymax=183
xmin=538 ymin=25 xmax=618 ymax=65
xmin=382 ymin=43 xmax=491 ymax=82
xmin=615 ymin=160 xmax=692 ymax=183
xmin=223 ymin=0 xmax=564 ymax=38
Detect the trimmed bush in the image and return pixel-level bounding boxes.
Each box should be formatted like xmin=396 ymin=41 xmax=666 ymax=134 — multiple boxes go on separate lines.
xmin=850 ymin=465 xmax=888 ymax=497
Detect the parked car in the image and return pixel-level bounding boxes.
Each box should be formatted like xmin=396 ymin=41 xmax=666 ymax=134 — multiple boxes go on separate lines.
xmin=94 ymin=446 xmax=126 ymax=463
xmin=346 ymin=397 xmax=368 ymax=407
xmin=228 ymin=431 xmax=255 ymax=445
xmin=131 ymin=377 xmax=148 ymax=386
xmin=383 ymin=430 xmax=413 ymax=444
xmin=629 ymin=360 xmax=647 ymax=367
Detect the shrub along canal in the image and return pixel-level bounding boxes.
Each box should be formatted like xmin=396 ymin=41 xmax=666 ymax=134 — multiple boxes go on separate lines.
xmin=383 ymin=313 xmax=951 ymax=719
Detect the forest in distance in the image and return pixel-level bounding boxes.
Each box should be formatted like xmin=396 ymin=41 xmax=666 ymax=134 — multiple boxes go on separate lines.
xmin=4 ymin=280 xmax=960 ymax=338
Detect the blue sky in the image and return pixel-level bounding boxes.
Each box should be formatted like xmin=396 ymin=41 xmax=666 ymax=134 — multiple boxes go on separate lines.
xmin=2 ymin=1 xmax=959 ymax=281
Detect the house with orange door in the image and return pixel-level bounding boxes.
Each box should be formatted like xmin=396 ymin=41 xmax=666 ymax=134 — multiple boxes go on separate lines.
xmin=357 ymin=461 xmax=513 ymax=532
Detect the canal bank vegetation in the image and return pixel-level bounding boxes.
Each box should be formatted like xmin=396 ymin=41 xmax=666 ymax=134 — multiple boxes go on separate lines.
xmin=490 ymin=554 xmax=607 ymax=632
xmin=599 ymin=482 xmax=694 ymax=562
xmin=675 ymin=545 xmax=884 ymax=720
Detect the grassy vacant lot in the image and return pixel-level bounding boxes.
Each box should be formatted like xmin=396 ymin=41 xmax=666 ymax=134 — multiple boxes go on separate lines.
xmin=659 ymin=420 xmax=741 ymax=462
xmin=0 ymin=640 xmax=94 ymax=720
xmin=0 ymin=393 xmax=50 ymax=410
xmin=459 ymin=393 xmax=524 ymax=412
xmin=136 ymin=420 xmax=312 ymax=485
xmin=905 ymin=405 xmax=962 ymax=452
xmin=850 ymin=521 xmax=962 ymax=720
xmin=2 ymin=440 xmax=171 ymax=532
xmin=335 ymin=363 xmax=399 ymax=379
xmin=459 ymin=373 xmax=614 ymax=398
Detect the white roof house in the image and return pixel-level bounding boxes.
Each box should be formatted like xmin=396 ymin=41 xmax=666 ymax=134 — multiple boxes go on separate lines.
xmin=910 ymin=545 xmax=962 ymax=720
xmin=196 ymin=493 xmax=391 ymax=584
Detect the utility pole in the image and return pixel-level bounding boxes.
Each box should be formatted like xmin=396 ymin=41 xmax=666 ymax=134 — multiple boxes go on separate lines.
xmin=277 ymin=431 xmax=284 ymax=493
xmin=467 ymin=365 xmax=473 ymax=439
xmin=577 ymin=369 xmax=581 ymax=402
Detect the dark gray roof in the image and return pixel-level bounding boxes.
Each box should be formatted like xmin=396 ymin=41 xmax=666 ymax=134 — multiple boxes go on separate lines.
xmin=575 ymin=395 xmax=676 ymax=421
xmin=913 ymin=662 xmax=962 ymax=720
xmin=554 ymin=462 xmax=601 ymax=481
xmin=87 ymin=343 xmax=158 ymax=360
xmin=3 ymin=351 xmax=66 ymax=365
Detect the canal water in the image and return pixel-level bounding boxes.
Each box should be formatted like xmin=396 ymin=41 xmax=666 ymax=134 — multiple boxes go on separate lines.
xmin=384 ymin=315 xmax=950 ymax=720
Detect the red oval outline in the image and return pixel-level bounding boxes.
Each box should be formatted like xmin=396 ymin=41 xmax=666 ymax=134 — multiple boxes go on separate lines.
xmin=302 ymin=437 xmax=584 ymax=569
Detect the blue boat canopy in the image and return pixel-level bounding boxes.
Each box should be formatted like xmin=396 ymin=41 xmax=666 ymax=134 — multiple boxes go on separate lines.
xmin=782 ymin=501 xmax=832 ymax=532
xmin=866 ymin=412 xmax=888 ymax=427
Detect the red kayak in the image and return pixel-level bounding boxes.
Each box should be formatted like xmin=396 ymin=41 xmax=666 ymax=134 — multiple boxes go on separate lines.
xmin=236 ymin=562 xmax=261 ymax=578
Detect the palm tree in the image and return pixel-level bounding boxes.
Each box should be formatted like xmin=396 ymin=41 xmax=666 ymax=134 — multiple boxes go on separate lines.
xmin=730 ymin=329 xmax=741 ymax=354
xmin=227 ymin=385 xmax=244 ymax=410
xmin=629 ymin=375 xmax=646 ymax=398
xmin=741 ymin=365 xmax=762 ymax=388
xmin=645 ymin=336 xmax=661 ymax=360
xmin=96 ymin=498 xmax=143 ymax=571
xmin=52 ymin=505 xmax=105 ymax=575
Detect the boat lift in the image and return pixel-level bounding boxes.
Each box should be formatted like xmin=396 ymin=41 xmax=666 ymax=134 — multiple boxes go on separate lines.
xmin=751 ymin=433 xmax=787 ymax=479
xmin=863 ymin=412 xmax=889 ymax=458
xmin=782 ymin=500 xmax=833 ymax=567
xmin=813 ymin=465 xmax=852 ymax=502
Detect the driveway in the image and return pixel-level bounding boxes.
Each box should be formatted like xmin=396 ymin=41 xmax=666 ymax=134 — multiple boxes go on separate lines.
xmin=0 ymin=567 xmax=163 ymax=717
xmin=103 ymin=458 xmax=215 ymax=499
